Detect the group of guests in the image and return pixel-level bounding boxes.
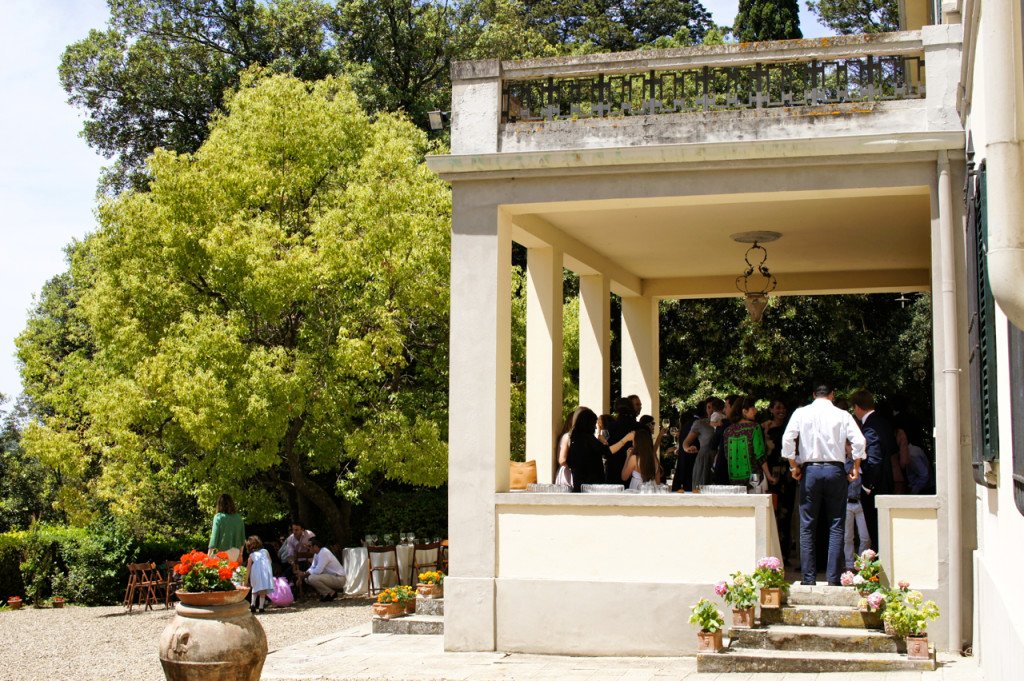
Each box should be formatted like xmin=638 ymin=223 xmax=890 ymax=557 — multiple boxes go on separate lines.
xmin=556 ymin=394 xmax=668 ymax=492
xmin=207 ymin=495 xmax=347 ymax=610
xmin=552 ymin=385 xmax=934 ymax=579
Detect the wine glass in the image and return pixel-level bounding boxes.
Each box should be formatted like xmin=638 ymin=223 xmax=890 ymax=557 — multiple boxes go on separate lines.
xmin=661 ymin=418 xmax=670 ymax=429
xmin=408 ymin=532 xmax=417 ymax=546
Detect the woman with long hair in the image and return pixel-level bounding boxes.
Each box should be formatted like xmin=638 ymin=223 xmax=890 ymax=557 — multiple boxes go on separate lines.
xmin=209 ymin=493 xmax=246 ymax=562
xmin=555 ymin=406 xmax=589 ymax=483
xmin=621 ymin=427 xmax=661 ymax=489
xmin=567 ymin=409 xmax=633 ymax=492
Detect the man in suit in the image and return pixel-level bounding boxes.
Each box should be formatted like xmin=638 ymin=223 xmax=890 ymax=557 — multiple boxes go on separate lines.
xmin=850 ymin=389 xmax=896 ymax=552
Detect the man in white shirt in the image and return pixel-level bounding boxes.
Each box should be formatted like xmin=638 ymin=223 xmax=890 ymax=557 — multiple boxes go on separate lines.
xmin=278 ymin=522 xmax=315 ymax=583
xmin=298 ymin=538 xmax=346 ymax=601
xmin=782 ymin=382 xmax=866 ymax=586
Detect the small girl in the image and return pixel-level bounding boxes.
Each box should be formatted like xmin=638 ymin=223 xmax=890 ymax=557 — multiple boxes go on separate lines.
xmin=246 ymin=535 xmax=274 ymax=613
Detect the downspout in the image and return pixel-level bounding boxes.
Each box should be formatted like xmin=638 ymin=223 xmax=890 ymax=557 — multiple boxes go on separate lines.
xmin=984 ymin=0 xmax=1024 ymax=330
xmin=938 ymin=151 xmax=963 ymax=652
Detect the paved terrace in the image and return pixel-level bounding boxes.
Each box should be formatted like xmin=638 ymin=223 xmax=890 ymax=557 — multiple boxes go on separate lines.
xmin=263 ymin=626 xmax=983 ymax=680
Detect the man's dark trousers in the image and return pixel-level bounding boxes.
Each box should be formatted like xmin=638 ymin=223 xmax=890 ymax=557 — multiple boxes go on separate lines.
xmin=799 ymin=463 xmax=848 ymax=585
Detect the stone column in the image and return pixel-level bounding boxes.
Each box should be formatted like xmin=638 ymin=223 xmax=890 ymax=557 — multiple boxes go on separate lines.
xmin=579 ymin=274 xmax=611 ymax=415
xmin=445 ymin=189 xmax=510 ymax=651
xmin=526 ymin=246 xmax=564 ymax=484
xmin=620 ymin=295 xmax=659 ymax=420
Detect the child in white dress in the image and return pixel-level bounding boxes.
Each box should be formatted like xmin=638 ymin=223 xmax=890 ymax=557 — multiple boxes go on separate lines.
xmin=246 ymin=535 xmax=274 ymax=613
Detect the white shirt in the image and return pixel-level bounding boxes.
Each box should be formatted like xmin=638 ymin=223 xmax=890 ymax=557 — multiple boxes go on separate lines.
xmin=782 ymin=398 xmax=866 ymax=464
xmin=278 ymin=529 xmax=315 ymax=562
xmin=308 ymin=547 xmax=345 ymax=577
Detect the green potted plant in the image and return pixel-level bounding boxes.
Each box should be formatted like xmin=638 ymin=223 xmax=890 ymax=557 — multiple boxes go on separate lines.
xmin=881 ymin=589 xmax=939 ymax=659
xmin=688 ymin=598 xmax=725 ymax=652
xmin=417 ymin=571 xmax=444 ymax=599
xmin=841 ymin=549 xmax=883 ymax=594
xmin=753 ymin=556 xmax=788 ymax=608
xmin=373 ymin=588 xmax=406 ymax=619
xmin=395 ymin=585 xmax=417 ymax=614
xmin=715 ymin=571 xmax=758 ymax=628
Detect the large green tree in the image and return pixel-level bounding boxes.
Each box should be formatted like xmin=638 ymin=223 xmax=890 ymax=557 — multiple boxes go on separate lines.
xmin=805 ymin=0 xmax=899 ymax=35
xmin=733 ymin=0 xmax=802 ymax=42
xmin=60 ymin=0 xmax=340 ymax=193
xmin=20 ymin=73 xmax=451 ymax=542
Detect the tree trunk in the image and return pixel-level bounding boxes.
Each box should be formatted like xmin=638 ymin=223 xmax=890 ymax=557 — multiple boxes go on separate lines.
xmin=281 ymin=414 xmax=351 ymax=545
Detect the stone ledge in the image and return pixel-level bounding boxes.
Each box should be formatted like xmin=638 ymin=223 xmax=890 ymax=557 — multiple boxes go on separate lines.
xmin=760 ymin=604 xmax=883 ymax=629
xmin=416 ymin=597 xmax=444 ymax=616
xmin=372 ymin=615 xmax=444 ymax=636
xmin=698 ymin=647 xmax=935 ymax=673
xmin=731 ymin=624 xmax=904 ymax=654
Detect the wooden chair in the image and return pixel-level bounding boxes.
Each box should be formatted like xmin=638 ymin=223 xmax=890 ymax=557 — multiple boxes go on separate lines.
xmin=367 ymin=545 xmax=400 ymax=596
xmin=438 ymin=539 xmax=449 ymax=575
xmin=124 ymin=562 xmax=161 ymax=613
xmin=411 ymin=541 xmax=442 ymax=584
xmin=163 ymin=561 xmax=181 ymax=608
xmin=293 ymin=547 xmax=315 ymax=598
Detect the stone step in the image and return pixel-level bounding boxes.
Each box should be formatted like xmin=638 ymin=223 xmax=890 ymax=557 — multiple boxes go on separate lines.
xmin=760 ymin=604 xmax=882 ymax=629
xmin=416 ymin=596 xmax=443 ymax=616
xmin=787 ymin=582 xmax=862 ymax=607
xmin=697 ymin=647 xmax=935 ymax=673
xmin=371 ymin=614 xmax=444 ymax=635
xmin=730 ymin=624 xmax=903 ymax=654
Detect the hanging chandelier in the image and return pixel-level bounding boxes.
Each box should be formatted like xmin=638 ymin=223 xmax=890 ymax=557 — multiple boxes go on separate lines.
xmin=731 ymin=231 xmax=781 ymax=323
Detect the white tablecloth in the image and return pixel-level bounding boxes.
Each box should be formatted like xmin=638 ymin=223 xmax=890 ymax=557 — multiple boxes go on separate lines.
xmin=342 ymin=545 xmax=440 ymax=596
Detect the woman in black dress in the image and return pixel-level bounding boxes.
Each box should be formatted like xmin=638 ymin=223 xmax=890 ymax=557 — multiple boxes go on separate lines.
xmin=568 ymin=409 xmax=634 ymax=492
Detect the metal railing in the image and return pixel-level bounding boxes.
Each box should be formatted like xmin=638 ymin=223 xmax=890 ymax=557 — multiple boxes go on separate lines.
xmin=501 ymin=54 xmax=926 ymax=123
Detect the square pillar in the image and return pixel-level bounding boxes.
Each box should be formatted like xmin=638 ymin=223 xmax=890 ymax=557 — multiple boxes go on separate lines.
xmin=579 ymin=274 xmax=611 ymax=415
xmin=526 ymin=246 xmax=564 ymax=483
xmin=620 ymin=295 xmax=659 ymax=419
xmin=446 ymin=189 xmax=510 ymax=651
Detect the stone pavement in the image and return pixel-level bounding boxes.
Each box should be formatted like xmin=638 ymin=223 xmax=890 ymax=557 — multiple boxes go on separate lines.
xmin=262 ymin=624 xmax=983 ymax=681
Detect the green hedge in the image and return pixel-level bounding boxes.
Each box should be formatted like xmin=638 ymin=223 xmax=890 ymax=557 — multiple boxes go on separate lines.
xmin=352 ymin=487 xmax=448 ymax=542
xmin=0 ymin=521 xmax=205 ymax=606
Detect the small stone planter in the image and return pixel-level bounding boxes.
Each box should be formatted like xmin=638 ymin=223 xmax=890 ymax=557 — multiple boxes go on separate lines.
xmin=417 ymin=583 xmax=443 ymax=599
xmin=731 ymin=607 xmax=756 ymax=628
xmin=906 ymin=635 xmax=930 ymax=660
xmin=372 ymin=602 xmax=405 ymax=619
xmin=696 ymin=630 xmax=723 ymax=653
xmin=759 ymin=587 xmax=783 ymax=608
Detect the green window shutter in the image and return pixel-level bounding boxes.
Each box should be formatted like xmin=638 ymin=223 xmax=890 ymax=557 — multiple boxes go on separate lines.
xmin=1010 ymin=321 xmax=1024 ymax=515
xmin=967 ymin=162 xmax=999 ymax=487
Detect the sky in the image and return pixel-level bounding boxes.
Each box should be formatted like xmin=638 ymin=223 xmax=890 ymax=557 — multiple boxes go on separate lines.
xmin=0 ymin=0 xmax=832 ymax=405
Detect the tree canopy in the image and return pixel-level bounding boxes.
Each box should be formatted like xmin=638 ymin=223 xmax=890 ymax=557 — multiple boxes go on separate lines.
xmin=19 ymin=73 xmax=451 ymax=541
xmin=805 ymin=0 xmax=899 ymax=35
xmin=733 ymin=0 xmax=802 ymax=42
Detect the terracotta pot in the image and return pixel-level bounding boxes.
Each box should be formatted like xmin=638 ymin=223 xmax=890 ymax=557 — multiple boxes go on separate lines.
xmin=175 ymin=587 xmax=250 ymax=607
xmin=372 ymin=602 xmax=405 ymax=619
xmin=52 ymin=598 xmax=65 ymax=609
xmin=159 ymin=596 xmax=267 ymax=681
xmin=417 ymin=583 xmax=443 ymax=599
xmin=906 ymin=635 xmax=930 ymax=660
xmin=759 ymin=587 xmax=783 ymax=608
xmin=404 ymin=599 xmax=416 ymax=614
xmin=731 ymin=607 xmax=756 ymax=628
xmin=7 ymin=598 xmax=21 ymax=610
xmin=696 ymin=630 xmax=723 ymax=653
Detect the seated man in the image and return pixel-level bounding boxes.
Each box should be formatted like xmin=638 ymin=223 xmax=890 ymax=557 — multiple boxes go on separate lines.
xmin=278 ymin=522 xmax=315 ymax=583
xmin=298 ymin=539 xmax=346 ymax=602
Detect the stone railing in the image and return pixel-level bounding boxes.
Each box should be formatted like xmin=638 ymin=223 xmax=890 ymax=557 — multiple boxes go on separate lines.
xmin=495 ymin=33 xmax=927 ymax=123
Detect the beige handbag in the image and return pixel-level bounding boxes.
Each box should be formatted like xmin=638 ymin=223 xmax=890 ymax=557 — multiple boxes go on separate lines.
xmin=509 ymin=460 xmax=538 ymax=490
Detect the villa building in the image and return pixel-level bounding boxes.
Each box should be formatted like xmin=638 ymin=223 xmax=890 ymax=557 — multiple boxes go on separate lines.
xmin=426 ymin=0 xmax=1024 ymax=677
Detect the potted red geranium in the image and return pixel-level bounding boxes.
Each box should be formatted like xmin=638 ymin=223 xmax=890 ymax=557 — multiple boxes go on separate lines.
xmin=173 ymin=550 xmax=248 ymax=606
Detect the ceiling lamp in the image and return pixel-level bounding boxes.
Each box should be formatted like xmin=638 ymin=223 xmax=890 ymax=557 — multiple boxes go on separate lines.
xmin=731 ymin=231 xmax=781 ymax=323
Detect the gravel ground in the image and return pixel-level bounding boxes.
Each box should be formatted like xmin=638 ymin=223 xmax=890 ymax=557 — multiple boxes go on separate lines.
xmin=0 ymin=595 xmax=375 ymax=681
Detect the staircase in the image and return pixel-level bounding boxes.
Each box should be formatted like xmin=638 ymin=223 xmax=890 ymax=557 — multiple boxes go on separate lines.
xmin=697 ymin=584 xmax=936 ymax=673
xmin=371 ymin=596 xmax=444 ymax=635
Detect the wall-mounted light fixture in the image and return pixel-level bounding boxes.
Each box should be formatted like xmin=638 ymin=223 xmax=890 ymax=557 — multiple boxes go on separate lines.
xmin=427 ymin=110 xmax=450 ymax=131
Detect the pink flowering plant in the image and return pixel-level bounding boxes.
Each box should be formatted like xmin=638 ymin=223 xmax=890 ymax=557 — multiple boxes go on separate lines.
xmin=715 ymin=571 xmax=758 ymax=609
xmin=858 ymin=590 xmax=887 ymax=613
xmin=851 ymin=549 xmax=883 ymax=593
xmin=752 ymin=556 xmax=788 ymax=591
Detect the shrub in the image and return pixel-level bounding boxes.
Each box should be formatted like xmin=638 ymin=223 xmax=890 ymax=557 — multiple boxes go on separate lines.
xmin=689 ymin=598 xmax=725 ymax=633
xmin=353 ymin=487 xmax=447 ymax=541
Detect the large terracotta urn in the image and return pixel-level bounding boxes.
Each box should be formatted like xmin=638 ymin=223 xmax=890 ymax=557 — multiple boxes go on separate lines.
xmin=159 ymin=588 xmax=267 ymax=681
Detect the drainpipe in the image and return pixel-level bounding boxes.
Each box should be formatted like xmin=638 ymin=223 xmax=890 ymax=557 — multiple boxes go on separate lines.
xmin=984 ymin=0 xmax=1024 ymax=331
xmin=938 ymin=151 xmax=963 ymax=652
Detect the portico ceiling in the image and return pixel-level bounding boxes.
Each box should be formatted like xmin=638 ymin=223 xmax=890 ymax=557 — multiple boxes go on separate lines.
xmin=508 ymin=186 xmax=932 ymax=298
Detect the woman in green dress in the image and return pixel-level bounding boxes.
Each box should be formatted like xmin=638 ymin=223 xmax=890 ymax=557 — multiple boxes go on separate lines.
xmin=209 ymin=494 xmax=246 ymax=562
